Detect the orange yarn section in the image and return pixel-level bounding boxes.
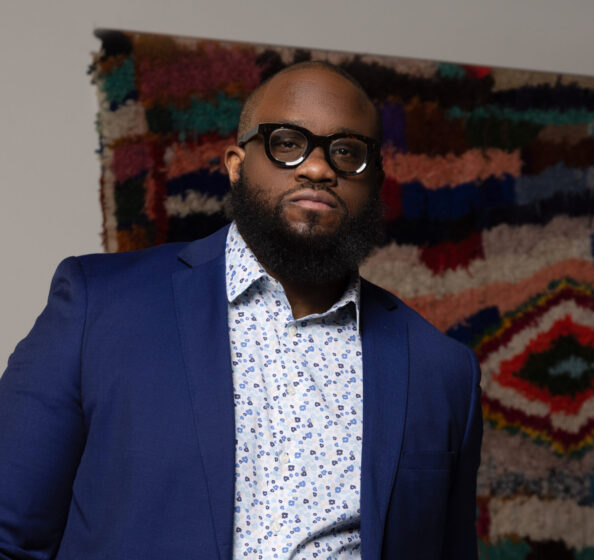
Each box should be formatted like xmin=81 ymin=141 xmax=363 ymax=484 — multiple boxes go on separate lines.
xmin=116 ymin=225 xmax=150 ymax=252
xmin=403 ymin=259 xmax=594 ymax=332
xmin=382 ymin=148 xmax=522 ymax=189
xmin=165 ymin=136 xmax=234 ymax=179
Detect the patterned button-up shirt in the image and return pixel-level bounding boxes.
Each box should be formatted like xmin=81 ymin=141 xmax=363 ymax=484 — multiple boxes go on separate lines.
xmin=226 ymin=222 xmax=364 ymax=559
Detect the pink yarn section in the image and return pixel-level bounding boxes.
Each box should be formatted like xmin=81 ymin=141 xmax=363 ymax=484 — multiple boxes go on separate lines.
xmin=112 ymin=142 xmax=153 ymax=183
xmin=137 ymin=44 xmax=261 ymax=103
xmin=382 ymin=147 xmax=522 ymax=189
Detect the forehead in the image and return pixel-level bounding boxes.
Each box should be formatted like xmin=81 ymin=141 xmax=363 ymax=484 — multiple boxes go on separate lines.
xmin=252 ymin=68 xmax=377 ymax=137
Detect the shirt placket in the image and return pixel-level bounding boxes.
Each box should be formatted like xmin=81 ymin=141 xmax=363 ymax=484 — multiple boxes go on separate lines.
xmin=258 ymin=284 xmax=298 ymax=553
xmin=274 ymin=315 xmax=306 ymax=548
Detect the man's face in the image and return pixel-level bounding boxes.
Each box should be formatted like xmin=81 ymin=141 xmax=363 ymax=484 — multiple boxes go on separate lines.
xmin=225 ymin=67 xmax=385 ymax=283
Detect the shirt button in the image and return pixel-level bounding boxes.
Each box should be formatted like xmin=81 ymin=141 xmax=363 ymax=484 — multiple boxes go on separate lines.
xmin=270 ymin=519 xmax=281 ymax=533
xmin=288 ymin=325 xmax=297 ymax=337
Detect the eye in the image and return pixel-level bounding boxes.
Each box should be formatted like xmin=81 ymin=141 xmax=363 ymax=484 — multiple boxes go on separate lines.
xmin=275 ymin=139 xmax=300 ymax=150
xmin=269 ymin=130 xmax=307 ymax=159
xmin=333 ymin=146 xmax=355 ymax=157
xmin=330 ymin=139 xmax=366 ymax=161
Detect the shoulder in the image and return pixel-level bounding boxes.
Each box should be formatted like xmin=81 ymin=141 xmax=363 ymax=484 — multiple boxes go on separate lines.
xmin=361 ymin=277 xmax=477 ymax=368
xmin=76 ymin=241 xmax=187 ymax=280
xmin=48 ymin=226 xmax=229 ymax=304
xmin=73 ymin=225 xmax=230 ymax=283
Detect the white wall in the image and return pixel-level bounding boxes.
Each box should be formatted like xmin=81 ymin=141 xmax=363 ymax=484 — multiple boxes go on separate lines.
xmin=1 ymin=0 xmax=594 ymax=370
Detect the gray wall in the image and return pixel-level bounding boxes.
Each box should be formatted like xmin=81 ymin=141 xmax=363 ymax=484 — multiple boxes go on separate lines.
xmin=2 ymin=0 xmax=594 ymax=369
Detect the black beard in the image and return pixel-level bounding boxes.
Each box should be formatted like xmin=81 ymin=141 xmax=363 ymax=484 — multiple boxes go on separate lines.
xmin=229 ymin=167 xmax=385 ymax=284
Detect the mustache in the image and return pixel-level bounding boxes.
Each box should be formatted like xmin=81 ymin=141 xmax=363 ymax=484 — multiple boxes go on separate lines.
xmin=279 ymin=184 xmax=348 ymax=212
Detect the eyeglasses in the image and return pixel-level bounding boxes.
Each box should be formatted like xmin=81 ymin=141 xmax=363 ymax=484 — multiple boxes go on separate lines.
xmin=238 ymin=122 xmax=381 ymax=176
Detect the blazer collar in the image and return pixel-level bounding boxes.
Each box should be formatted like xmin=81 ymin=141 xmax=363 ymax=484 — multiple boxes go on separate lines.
xmin=177 ymin=224 xmax=231 ymax=268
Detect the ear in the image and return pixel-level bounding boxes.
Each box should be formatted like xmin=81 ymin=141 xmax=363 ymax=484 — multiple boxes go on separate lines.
xmin=224 ymin=144 xmax=245 ymax=187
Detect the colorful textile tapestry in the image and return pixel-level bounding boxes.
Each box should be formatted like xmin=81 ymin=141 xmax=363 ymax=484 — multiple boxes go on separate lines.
xmin=91 ymin=30 xmax=594 ymax=559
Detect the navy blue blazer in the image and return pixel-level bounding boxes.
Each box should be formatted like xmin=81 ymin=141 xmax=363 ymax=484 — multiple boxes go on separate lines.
xmin=0 ymin=225 xmax=482 ymax=560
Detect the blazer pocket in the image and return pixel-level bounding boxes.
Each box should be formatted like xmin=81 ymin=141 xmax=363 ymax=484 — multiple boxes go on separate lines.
xmin=400 ymin=450 xmax=456 ymax=471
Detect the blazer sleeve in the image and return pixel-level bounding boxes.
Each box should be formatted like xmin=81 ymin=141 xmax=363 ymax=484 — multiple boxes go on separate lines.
xmin=441 ymin=346 xmax=483 ymax=560
xmin=0 ymin=257 xmax=88 ymax=560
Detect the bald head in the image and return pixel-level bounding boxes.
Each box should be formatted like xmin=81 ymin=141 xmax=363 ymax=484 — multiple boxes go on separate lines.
xmin=237 ymin=61 xmax=383 ymax=141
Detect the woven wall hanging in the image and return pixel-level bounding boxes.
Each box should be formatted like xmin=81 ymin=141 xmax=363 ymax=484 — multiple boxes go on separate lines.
xmin=90 ymin=29 xmax=594 ymax=559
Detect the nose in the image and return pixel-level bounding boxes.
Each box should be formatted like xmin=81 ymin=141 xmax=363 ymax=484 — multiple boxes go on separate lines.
xmin=295 ymin=146 xmax=338 ymax=186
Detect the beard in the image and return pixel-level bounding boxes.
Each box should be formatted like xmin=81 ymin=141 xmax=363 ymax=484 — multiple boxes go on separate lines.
xmin=229 ymin=166 xmax=385 ymax=284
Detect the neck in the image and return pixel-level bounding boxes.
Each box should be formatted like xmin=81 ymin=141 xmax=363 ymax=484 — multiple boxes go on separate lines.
xmin=267 ymin=268 xmax=351 ymax=319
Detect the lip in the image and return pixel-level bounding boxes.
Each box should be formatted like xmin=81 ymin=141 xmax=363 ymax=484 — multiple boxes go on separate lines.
xmin=286 ymin=189 xmax=339 ymax=210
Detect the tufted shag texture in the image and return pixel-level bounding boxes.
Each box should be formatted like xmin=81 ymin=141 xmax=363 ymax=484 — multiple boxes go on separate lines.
xmin=90 ymin=30 xmax=594 ymax=559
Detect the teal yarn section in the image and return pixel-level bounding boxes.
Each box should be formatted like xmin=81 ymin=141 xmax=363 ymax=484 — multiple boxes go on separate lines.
xmin=449 ymin=105 xmax=594 ymax=126
xmin=438 ymin=63 xmax=467 ymax=79
xmin=577 ymin=548 xmax=594 ymax=560
xmin=548 ymin=356 xmax=593 ymax=378
xmin=464 ymin=117 xmax=541 ymax=150
xmin=478 ymin=539 xmax=531 ymax=560
xmin=102 ymin=57 xmax=135 ymax=106
xmin=170 ymin=93 xmax=241 ymax=140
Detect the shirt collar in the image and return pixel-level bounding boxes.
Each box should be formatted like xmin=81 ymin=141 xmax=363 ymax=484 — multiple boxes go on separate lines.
xmin=225 ymin=221 xmax=268 ymax=303
xmin=225 ymin=221 xmax=361 ymax=329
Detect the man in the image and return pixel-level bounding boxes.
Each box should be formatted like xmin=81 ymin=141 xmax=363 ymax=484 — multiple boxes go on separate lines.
xmin=0 ymin=62 xmax=482 ymax=559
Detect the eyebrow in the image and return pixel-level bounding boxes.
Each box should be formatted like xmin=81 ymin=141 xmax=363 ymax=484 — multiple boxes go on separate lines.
xmin=279 ymin=119 xmax=364 ymax=136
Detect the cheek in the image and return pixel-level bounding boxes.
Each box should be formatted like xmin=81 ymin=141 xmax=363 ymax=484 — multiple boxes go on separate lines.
xmin=339 ymin=183 xmax=375 ymax=214
xmin=243 ymin=154 xmax=291 ymax=195
xmin=241 ymin=155 xmax=264 ymax=183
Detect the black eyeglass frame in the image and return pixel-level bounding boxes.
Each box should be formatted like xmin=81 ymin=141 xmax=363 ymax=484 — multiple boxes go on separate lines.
xmin=237 ymin=122 xmax=382 ymax=176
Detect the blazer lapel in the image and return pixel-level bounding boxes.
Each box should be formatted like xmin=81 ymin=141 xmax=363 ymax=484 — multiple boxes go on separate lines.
xmin=360 ymin=280 xmax=410 ymax=560
xmin=172 ymin=227 xmax=235 ymax=560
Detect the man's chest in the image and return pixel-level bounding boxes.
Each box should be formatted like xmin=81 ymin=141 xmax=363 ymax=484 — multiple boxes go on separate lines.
xmin=228 ymin=287 xmax=364 ymax=557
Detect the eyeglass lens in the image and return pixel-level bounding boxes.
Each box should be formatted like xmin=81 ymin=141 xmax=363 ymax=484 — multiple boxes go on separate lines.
xmin=269 ymin=128 xmax=368 ymax=173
